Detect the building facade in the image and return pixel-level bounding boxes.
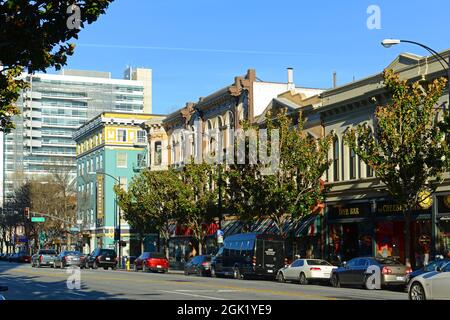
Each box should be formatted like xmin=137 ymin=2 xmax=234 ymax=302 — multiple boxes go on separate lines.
xmin=73 ymin=112 xmax=164 ymax=257
xmin=320 ymin=50 xmax=450 ymax=266
xmin=1 ymin=67 xmax=152 ymax=208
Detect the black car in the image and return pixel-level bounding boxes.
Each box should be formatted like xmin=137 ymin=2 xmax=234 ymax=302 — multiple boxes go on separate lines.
xmin=54 ymin=251 xmax=83 ymax=268
xmin=84 ymin=248 xmax=117 ymax=270
xmin=184 ymin=255 xmax=212 ymax=276
xmin=406 ymin=259 xmax=450 ymax=285
xmin=331 ymin=257 xmax=410 ymax=290
xmin=211 ymin=233 xmax=286 ymax=280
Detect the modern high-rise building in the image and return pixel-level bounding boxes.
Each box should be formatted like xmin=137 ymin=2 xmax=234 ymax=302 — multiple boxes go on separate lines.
xmin=1 ymin=67 xmax=152 ymax=208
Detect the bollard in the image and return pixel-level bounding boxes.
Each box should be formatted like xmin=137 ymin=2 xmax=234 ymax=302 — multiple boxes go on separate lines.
xmin=126 ymin=259 xmax=130 ymax=271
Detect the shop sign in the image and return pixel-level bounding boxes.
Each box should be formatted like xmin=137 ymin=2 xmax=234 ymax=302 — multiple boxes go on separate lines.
xmin=376 ymin=201 xmax=432 ymax=216
xmin=328 ymin=204 xmax=371 ymax=219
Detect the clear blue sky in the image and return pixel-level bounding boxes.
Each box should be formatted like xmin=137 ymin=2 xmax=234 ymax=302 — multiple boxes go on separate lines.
xmin=63 ymin=0 xmax=450 ymax=115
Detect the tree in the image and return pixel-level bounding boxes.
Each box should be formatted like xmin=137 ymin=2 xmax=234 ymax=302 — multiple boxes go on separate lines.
xmin=178 ymin=161 xmax=218 ymax=256
xmin=115 ymin=168 xmax=187 ymax=259
xmin=0 ymin=0 xmax=114 ymax=131
xmin=344 ymin=69 xmax=449 ymax=267
xmin=260 ymin=109 xmax=331 ymax=236
xmin=227 ymin=109 xmax=331 ymax=237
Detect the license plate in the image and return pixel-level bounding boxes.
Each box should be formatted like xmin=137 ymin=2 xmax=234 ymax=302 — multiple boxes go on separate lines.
xmin=396 ymin=276 xmax=405 ymax=281
xmin=106 ymin=257 xmax=111 ymax=261
xmin=267 ymin=270 xmax=273 ymax=273
xmin=324 ymin=273 xmax=330 ymax=277
xmin=157 ymin=265 xmax=162 ymax=268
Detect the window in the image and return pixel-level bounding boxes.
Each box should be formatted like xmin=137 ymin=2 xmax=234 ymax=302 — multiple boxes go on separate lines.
xmin=137 ymin=153 xmax=146 ymax=167
xmin=117 ymin=129 xmax=127 ymax=142
xmin=99 ymin=154 xmax=103 ymax=169
xmin=366 ymin=129 xmax=374 ymax=177
xmin=333 ymin=137 xmax=340 ymax=181
xmin=90 ymin=182 xmax=94 ymax=195
xmin=117 ymin=152 xmax=127 ymax=168
xmin=154 ymin=141 xmax=162 ymax=165
xmin=349 ymin=148 xmax=356 ymax=179
xmin=119 ymin=177 xmax=127 ymax=191
xmin=137 ymin=130 xmax=147 ymax=144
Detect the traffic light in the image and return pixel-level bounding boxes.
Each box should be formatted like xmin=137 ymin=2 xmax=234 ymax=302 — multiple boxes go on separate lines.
xmin=114 ymin=227 xmax=120 ymax=241
xmin=24 ymin=207 xmax=30 ymax=220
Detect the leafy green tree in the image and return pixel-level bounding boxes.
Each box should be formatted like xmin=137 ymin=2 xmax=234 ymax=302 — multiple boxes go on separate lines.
xmin=115 ymin=168 xmax=187 ymax=258
xmin=178 ymin=161 xmax=218 ymax=255
xmin=344 ymin=69 xmax=449 ymax=267
xmin=0 ymin=0 xmax=114 ymax=131
xmin=225 ymin=109 xmax=331 ymax=237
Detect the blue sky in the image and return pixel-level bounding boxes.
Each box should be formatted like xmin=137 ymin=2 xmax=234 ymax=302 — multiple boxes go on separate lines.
xmin=63 ymin=0 xmax=450 ymax=114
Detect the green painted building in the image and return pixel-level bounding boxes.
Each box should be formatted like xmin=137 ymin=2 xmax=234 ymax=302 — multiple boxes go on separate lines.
xmin=73 ymin=112 xmax=165 ymax=257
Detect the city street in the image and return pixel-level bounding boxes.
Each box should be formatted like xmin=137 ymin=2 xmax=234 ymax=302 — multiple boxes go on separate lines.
xmin=0 ymin=262 xmax=407 ymax=300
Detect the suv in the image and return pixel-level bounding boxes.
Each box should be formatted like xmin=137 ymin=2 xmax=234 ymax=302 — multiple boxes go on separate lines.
xmin=85 ymin=248 xmax=117 ymax=270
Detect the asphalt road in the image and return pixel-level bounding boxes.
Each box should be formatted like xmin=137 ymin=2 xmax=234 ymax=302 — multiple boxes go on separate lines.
xmin=0 ymin=261 xmax=408 ymax=300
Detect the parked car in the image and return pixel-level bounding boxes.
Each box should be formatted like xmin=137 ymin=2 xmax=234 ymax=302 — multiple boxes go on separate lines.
xmin=408 ymin=261 xmax=450 ymax=300
xmin=79 ymin=253 xmax=89 ymax=269
xmin=406 ymin=259 xmax=450 ymax=285
xmin=331 ymin=257 xmax=412 ymax=290
xmin=134 ymin=252 xmax=169 ymax=273
xmin=31 ymin=249 xmax=58 ymax=268
xmin=7 ymin=253 xmax=17 ymax=262
xmin=211 ymin=233 xmax=286 ymax=280
xmin=184 ymin=255 xmax=212 ymax=276
xmin=277 ymin=259 xmax=338 ymax=284
xmin=84 ymin=248 xmax=117 ymax=270
xmin=54 ymin=251 xmax=83 ymax=268
xmin=0 ymin=253 xmax=6 ymax=261
xmin=0 ymin=284 xmax=7 ymax=301
xmin=15 ymin=252 xmax=31 ymax=263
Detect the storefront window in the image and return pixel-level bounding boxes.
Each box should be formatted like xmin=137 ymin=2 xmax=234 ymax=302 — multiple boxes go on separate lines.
xmin=437 ymin=219 xmax=450 ymax=258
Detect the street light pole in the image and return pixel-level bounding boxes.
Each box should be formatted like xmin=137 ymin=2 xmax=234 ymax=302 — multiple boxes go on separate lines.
xmin=88 ymin=171 xmax=122 ymax=268
xmin=381 ymin=39 xmax=450 ymax=109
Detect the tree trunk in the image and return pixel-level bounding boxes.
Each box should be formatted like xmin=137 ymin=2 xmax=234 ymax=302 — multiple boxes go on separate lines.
xmin=198 ymin=237 xmax=203 ymax=256
xmin=404 ymin=209 xmax=412 ymax=268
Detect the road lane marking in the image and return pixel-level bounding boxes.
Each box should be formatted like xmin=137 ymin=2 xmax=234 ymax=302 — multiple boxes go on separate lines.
xmin=70 ymin=292 xmax=86 ymax=297
xmin=160 ymin=290 xmax=225 ymax=300
xmin=8 ymin=268 xmax=338 ymax=300
xmin=36 ymin=284 xmax=48 ymax=288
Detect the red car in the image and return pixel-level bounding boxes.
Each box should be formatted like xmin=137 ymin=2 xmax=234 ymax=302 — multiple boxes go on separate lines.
xmin=134 ymin=252 xmax=169 ymax=273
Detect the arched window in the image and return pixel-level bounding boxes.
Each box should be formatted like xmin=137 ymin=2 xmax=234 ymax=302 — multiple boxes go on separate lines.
xmin=349 ymin=148 xmax=356 ymax=180
xmin=366 ymin=128 xmax=374 ymax=177
xmin=333 ymin=137 xmax=340 ymax=181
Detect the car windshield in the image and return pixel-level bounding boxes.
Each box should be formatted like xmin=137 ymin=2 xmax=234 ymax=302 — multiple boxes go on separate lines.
xmin=66 ymin=251 xmax=81 ymax=256
xmin=307 ymin=259 xmax=331 ymax=266
xmin=149 ymin=252 xmax=165 ymax=259
xmin=376 ymin=258 xmax=401 ymax=265
xmin=39 ymin=250 xmax=56 ymax=255
xmin=100 ymin=249 xmax=116 ymax=256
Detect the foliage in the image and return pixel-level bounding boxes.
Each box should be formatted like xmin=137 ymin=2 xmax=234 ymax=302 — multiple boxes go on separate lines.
xmin=0 ymin=0 xmax=114 ymax=131
xmin=344 ymin=69 xmax=449 ymax=265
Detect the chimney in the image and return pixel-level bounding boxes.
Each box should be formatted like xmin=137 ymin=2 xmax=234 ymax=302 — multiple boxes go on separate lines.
xmin=333 ymin=71 xmax=337 ymax=88
xmin=287 ymin=68 xmax=295 ymax=90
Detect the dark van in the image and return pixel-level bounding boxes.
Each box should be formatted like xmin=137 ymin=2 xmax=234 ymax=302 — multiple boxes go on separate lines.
xmin=211 ymin=233 xmax=286 ymax=280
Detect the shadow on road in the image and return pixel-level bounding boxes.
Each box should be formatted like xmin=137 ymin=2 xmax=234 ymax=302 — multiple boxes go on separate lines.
xmin=0 ymin=262 xmax=130 ymax=300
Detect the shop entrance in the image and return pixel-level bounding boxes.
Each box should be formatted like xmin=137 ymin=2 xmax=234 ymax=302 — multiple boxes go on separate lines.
xmin=375 ymin=220 xmax=431 ymax=268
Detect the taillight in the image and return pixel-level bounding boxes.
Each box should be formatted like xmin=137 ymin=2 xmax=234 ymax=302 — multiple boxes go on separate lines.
xmin=40 ymin=255 xmax=43 ymax=262
xmin=252 ymin=256 xmax=256 ymax=265
xmin=382 ymin=267 xmax=392 ymax=275
xmin=201 ymin=261 xmax=210 ymax=266
xmin=406 ymin=267 xmax=412 ymax=274
xmin=65 ymin=256 xmax=69 ymax=261
xmin=96 ymin=257 xmax=100 ymax=261
xmin=310 ymin=267 xmax=321 ymax=271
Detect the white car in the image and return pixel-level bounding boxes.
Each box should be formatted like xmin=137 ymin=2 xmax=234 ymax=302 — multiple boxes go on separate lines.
xmin=408 ymin=261 xmax=450 ymax=300
xmin=277 ymin=259 xmax=337 ymax=284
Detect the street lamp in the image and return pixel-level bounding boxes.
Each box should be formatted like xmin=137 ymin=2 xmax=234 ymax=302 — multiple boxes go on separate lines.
xmin=88 ymin=171 xmax=122 ymax=268
xmin=381 ymin=39 xmax=450 ymax=107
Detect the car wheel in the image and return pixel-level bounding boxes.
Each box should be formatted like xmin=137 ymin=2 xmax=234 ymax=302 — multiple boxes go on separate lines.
xmin=133 ymin=264 xmax=138 ymax=272
xmin=197 ymin=268 xmax=203 ymax=277
xmin=331 ymin=274 xmax=340 ymax=288
xmin=299 ymin=272 xmax=308 ymax=285
xmin=103 ymin=267 xmax=108 ymax=270
xmin=233 ymin=267 xmax=241 ymax=280
xmin=409 ymin=282 xmax=426 ymax=300
xmin=143 ymin=263 xmax=148 ymax=273
xmin=93 ymin=261 xmax=98 ymax=269
xmin=211 ymin=267 xmax=217 ymax=278
xmin=277 ymin=272 xmax=286 ymax=283
xmin=364 ymin=275 xmax=376 ymax=290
